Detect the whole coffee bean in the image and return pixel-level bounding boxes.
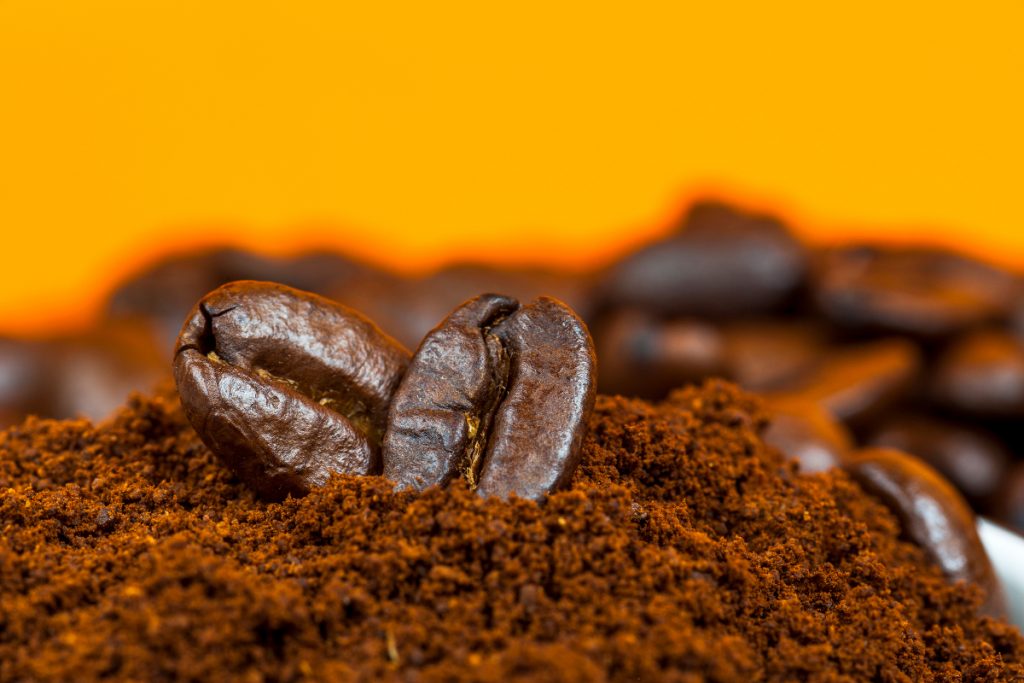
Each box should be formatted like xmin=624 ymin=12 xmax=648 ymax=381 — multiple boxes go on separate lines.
xmin=995 ymin=462 xmax=1024 ymax=535
xmin=593 ymin=309 xmax=724 ymax=399
xmin=765 ymin=338 xmax=920 ymax=427
xmin=721 ymin=321 xmax=826 ymax=393
xmin=595 ymin=201 xmax=807 ymax=317
xmin=845 ymin=448 xmax=1006 ymax=618
xmin=762 ymin=397 xmax=853 ymax=474
xmin=932 ymin=330 xmax=1024 ymax=417
xmin=174 ymin=281 xmax=410 ymax=500
xmin=812 ymin=246 xmax=1019 ymax=338
xmin=384 ymin=295 xmax=597 ymax=501
xmin=383 ymin=294 xmax=518 ymax=490
xmin=866 ymin=414 xmax=1011 ymax=508
xmin=0 ymin=338 xmax=49 ymax=427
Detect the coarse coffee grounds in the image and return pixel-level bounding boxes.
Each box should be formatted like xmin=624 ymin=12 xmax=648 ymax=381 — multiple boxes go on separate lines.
xmin=1 ymin=381 xmax=1021 ymax=681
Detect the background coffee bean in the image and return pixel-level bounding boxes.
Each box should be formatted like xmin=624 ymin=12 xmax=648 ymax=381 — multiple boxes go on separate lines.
xmin=720 ymin=320 xmax=827 ymax=393
xmin=174 ymin=281 xmax=410 ymax=500
xmin=765 ymin=338 xmax=921 ymax=427
xmin=812 ymin=246 xmax=1019 ymax=339
xmin=594 ymin=201 xmax=807 ymax=318
xmin=762 ymin=397 xmax=853 ymax=474
xmin=866 ymin=414 xmax=1011 ymax=509
xmin=475 ymin=297 xmax=598 ymax=501
xmin=931 ymin=329 xmax=1024 ymax=418
xmin=383 ymin=294 xmax=519 ymax=491
xmin=844 ymin=448 xmax=1005 ymax=618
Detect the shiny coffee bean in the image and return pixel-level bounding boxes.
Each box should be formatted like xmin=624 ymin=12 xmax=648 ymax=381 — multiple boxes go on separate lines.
xmin=932 ymin=329 xmax=1024 ymax=417
xmin=845 ymin=448 xmax=1005 ymax=618
xmin=384 ymin=295 xmax=597 ymax=501
xmin=595 ymin=201 xmax=807 ymax=317
xmin=766 ymin=339 xmax=920 ymax=426
xmin=762 ymin=397 xmax=853 ymax=474
xmin=812 ymin=246 xmax=1019 ymax=338
xmin=721 ymin=321 xmax=826 ymax=393
xmin=995 ymin=463 xmax=1024 ymax=535
xmin=593 ymin=309 xmax=724 ymax=399
xmin=174 ymin=281 xmax=410 ymax=501
xmin=0 ymin=338 xmax=50 ymax=427
xmin=866 ymin=414 xmax=1011 ymax=507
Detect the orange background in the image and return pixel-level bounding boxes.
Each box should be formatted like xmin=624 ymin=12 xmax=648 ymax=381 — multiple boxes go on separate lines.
xmin=1 ymin=2 xmax=1022 ymax=336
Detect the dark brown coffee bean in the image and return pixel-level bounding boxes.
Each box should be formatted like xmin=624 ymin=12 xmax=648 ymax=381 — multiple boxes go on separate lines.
xmin=994 ymin=462 xmax=1024 ymax=535
xmin=812 ymin=246 xmax=1019 ymax=338
xmin=844 ymin=448 xmax=1006 ymax=618
xmin=0 ymin=338 xmax=49 ymax=427
xmin=595 ymin=201 xmax=807 ymax=317
xmin=762 ymin=397 xmax=853 ymax=474
xmin=384 ymin=296 xmax=597 ymax=501
xmin=593 ymin=310 xmax=724 ymax=399
xmin=866 ymin=414 xmax=1011 ymax=508
xmin=765 ymin=338 xmax=920 ymax=426
xmin=382 ymin=294 xmax=519 ymax=490
xmin=721 ymin=321 xmax=826 ymax=393
xmin=476 ymin=298 xmax=598 ymax=500
xmin=174 ymin=281 xmax=410 ymax=500
xmin=932 ymin=330 xmax=1024 ymax=417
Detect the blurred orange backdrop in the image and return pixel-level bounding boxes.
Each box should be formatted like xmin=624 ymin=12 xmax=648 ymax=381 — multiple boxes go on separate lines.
xmin=1 ymin=1 xmax=1022 ymax=335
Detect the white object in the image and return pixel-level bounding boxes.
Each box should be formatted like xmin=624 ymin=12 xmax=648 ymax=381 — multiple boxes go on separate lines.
xmin=978 ymin=518 xmax=1024 ymax=628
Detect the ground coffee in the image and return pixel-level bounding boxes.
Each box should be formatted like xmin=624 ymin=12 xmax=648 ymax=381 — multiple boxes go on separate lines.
xmin=1 ymin=381 xmax=1021 ymax=681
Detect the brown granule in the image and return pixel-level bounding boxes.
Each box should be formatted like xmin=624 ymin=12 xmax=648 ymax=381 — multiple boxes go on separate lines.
xmin=1 ymin=380 xmax=1021 ymax=681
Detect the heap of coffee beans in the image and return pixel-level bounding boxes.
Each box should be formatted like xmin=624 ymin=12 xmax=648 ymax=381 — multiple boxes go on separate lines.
xmin=4 ymin=198 xmax=1024 ymax=534
xmin=173 ymin=282 xmax=596 ymax=502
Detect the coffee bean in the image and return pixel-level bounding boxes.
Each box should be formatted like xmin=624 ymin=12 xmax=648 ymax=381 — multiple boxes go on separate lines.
xmin=721 ymin=321 xmax=826 ymax=393
xmin=762 ymin=397 xmax=852 ymax=474
xmin=595 ymin=201 xmax=807 ymax=317
xmin=174 ymin=281 xmax=410 ymax=500
xmin=845 ymin=448 xmax=1005 ymax=618
xmin=932 ymin=329 xmax=1024 ymax=417
xmin=593 ymin=310 xmax=724 ymax=399
xmin=866 ymin=414 xmax=1011 ymax=509
xmin=994 ymin=462 xmax=1024 ymax=535
xmin=765 ymin=339 xmax=920 ymax=426
xmin=384 ymin=295 xmax=597 ymax=501
xmin=812 ymin=246 xmax=1019 ymax=338
xmin=383 ymin=294 xmax=518 ymax=490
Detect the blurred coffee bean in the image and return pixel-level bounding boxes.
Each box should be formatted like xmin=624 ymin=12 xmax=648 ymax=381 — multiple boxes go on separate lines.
xmin=762 ymin=397 xmax=853 ymax=474
xmin=108 ymin=247 xmax=381 ymax=351
xmin=866 ymin=414 xmax=1011 ymax=508
xmin=931 ymin=329 xmax=1024 ymax=417
xmin=593 ymin=310 xmax=724 ymax=398
xmin=334 ymin=263 xmax=595 ymax=351
xmin=720 ymin=321 xmax=826 ymax=392
xmin=995 ymin=463 xmax=1024 ymax=535
xmin=766 ymin=339 xmax=921 ymax=427
xmin=812 ymin=246 xmax=1019 ymax=338
xmin=0 ymin=321 xmax=166 ymax=427
xmin=595 ymin=201 xmax=807 ymax=317
xmin=845 ymin=448 xmax=1006 ymax=618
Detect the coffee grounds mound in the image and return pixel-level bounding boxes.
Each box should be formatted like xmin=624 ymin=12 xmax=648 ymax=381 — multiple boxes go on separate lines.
xmin=1 ymin=380 xmax=1021 ymax=681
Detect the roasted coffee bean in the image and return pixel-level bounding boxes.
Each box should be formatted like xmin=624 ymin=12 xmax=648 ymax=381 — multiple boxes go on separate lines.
xmin=762 ymin=397 xmax=852 ymax=474
xmin=812 ymin=246 xmax=1019 ymax=338
xmin=384 ymin=295 xmax=597 ymax=501
xmin=721 ymin=321 xmax=826 ymax=393
xmin=845 ymin=448 xmax=1005 ymax=618
xmin=0 ymin=338 xmax=49 ymax=427
xmin=995 ymin=463 xmax=1024 ymax=535
xmin=866 ymin=414 xmax=1011 ymax=508
xmin=595 ymin=201 xmax=807 ymax=317
xmin=593 ymin=310 xmax=724 ymax=399
xmin=383 ymin=294 xmax=518 ymax=490
xmin=765 ymin=338 xmax=920 ymax=427
xmin=932 ymin=329 xmax=1024 ymax=417
xmin=174 ymin=281 xmax=410 ymax=500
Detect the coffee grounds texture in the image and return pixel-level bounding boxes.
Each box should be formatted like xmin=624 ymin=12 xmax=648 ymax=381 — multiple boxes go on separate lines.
xmin=1 ymin=380 xmax=1021 ymax=681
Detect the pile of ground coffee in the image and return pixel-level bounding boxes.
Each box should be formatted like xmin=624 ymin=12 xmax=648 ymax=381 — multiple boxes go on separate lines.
xmin=1 ymin=381 xmax=1021 ymax=681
